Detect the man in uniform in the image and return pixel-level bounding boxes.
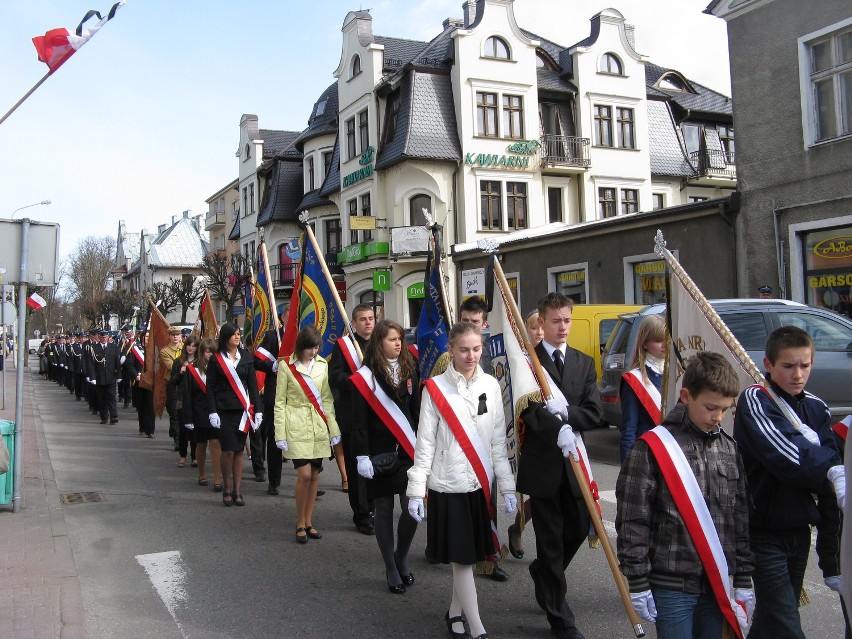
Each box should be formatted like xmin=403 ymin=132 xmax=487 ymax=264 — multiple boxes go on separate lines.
xmin=88 ymin=329 xmax=121 ymax=424
xmin=330 ymin=303 xmax=375 ymax=535
xmin=160 ymin=327 xmax=184 ymax=451
xmin=84 ymin=329 xmax=99 ymax=414
xmin=518 ymin=292 xmax=603 ymax=639
xmin=72 ymin=333 xmax=86 ymax=401
xmin=117 ymin=325 xmax=134 ymax=408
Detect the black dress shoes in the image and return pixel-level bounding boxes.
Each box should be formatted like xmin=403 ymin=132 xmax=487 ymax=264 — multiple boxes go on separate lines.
xmin=356 ymin=523 xmax=375 ymax=535
xmin=400 ymin=572 xmax=414 ymax=586
xmin=444 ymin=611 xmax=468 ymax=638
xmin=267 ymin=485 xmax=279 ymax=495
xmin=489 ymin=563 xmax=509 ymax=582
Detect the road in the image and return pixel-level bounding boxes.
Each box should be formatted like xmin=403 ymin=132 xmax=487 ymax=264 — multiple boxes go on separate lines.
xmin=32 ymin=372 xmax=847 ymax=639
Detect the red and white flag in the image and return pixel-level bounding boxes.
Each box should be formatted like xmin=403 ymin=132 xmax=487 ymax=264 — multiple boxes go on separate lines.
xmin=26 ymin=292 xmax=47 ymax=310
xmin=32 ymin=2 xmax=125 ymax=73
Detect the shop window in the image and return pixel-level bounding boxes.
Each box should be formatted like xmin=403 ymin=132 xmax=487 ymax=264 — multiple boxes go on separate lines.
xmin=631 ymin=260 xmax=666 ymax=305
xmin=802 ymin=225 xmax=852 ymax=319
xmin=553 ymin=268 xmax=587 ymax=304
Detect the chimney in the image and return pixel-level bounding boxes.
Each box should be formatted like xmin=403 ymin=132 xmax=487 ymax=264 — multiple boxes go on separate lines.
xmin=463 ymin=1 xmax=477 ymax=28
xmin=443 ymin=17 xmax=463 ymax=30
xmin=183 ymin=210 xmax=190 ymax=219
xmin=158 ymin=224 xmax=166 ymax=234
xmin=625 ymin=24 xmax=636 ymax=50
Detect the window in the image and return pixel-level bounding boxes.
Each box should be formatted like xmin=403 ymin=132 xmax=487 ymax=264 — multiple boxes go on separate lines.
xmin=616 ymin=107 xmax=635 ymax=149
xmin=484 ymin=36 xmax=510 ymax=60
xmin=409 ymin=194 xmax=431 ymax=227
xmin=348 ymin=198 xmax=358 ymax=244
xmin=480 ymin=181 xmax=502 ymax=230
xmin=249 ymin=183 xmax=255 ymax=213
xmin=322 ymin=151 xmax=333 ymax=179
xmin=658 ymin=73 xmax=688 ymax=92
xmin=805 ymin=26 xmax=852 ymax=142
xmin=536 ymin=50 xmax=557 ymax=70
xmin=244 ymin=143 xmax=251 ymax=160
xmin=778 ymin=312 xmax=852 ymax=350
xmin=682 ymin=123 xmax=701 ymax=155
xmin=688 ymin=195 xmax=709 ymax=203
xmin=358 ymin=109 xmax=369 ymax=156
xmin=382 ymin=92 xmax=400 ymax=146
xmin=594 ymin=105 xmax=612 ymax=146
xmin=599 ymin=187 xmax=616 ymax=218
xmin=314 ymin=98 xmax=328 ymax=117
xmin=652 ymin=193 xmax=666 ymax=210
xmin=718 ymin=125 xmax=735 ymax=162
xmin=351 ymin=54 xmax=361 ymax=78
xmin=232 ymin=199 xmax=239 ymax=220
xmin=325 ymin=219 xmax=341 ymax=253
xmin=598 ymin=52 xmax=623 ymax=75
xmin=503 ymin=95 xmax=524 ymax=139
xmin=361 ymin=192 xmax=372 ymax=242
xmin=306 ymin=156 xmax=315 ymax=191
xmin=346 ymin=117 xmax=356 ymax=160
xmin=719 ymin=312 xmax=770 ymax=350
xmin=548 ymin=187 xmax=563 ymax=223
xmin=476 ymin=92 xmax=499 ymax=137
xmin=507 ymin=182 xmax=527 ymax=229
xmin=242 ymin=187 xmax=248 ymax=218
xmin=621 ymin=189 xmax=639 ymax=215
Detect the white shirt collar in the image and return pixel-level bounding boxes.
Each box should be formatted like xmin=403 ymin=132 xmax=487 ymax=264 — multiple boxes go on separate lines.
xmin=541 ymin=340 xmax=566 ymax=360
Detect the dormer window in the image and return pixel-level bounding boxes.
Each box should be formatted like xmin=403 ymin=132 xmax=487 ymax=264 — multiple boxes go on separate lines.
xmin=656 ymin=72 xmax=692 ymax=93
xmin=244 ymin=143 xmax=251 ymax=160
xmin=314 ymin=98 xmax=328 ymax=117
xmin=484 ymin=36 xmax=510 ymax=60
xmin=598 ymin=52 xmax=623 ymax=76
xmin=351 ymin=54 xmax=362 ymax=78
xmin=536 ymin=50 xmax=557 ymax=71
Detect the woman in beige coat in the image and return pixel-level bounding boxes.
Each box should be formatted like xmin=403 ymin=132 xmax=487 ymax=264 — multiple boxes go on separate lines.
xmin=274 ymin=326 xmax=340 ymax=544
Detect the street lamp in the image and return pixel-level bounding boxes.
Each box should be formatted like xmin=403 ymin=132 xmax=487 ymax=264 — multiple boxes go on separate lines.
xmin=11 ymin=199 xmax=51 ymax=218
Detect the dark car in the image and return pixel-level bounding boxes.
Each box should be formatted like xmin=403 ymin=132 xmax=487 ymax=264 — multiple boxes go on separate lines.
xmin=600 ymin=299 xmax=852 ymax=427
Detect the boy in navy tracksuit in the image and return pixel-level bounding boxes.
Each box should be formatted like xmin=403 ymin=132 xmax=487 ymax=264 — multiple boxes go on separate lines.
xmin=734 ymin=326 xmax=846 ymax=638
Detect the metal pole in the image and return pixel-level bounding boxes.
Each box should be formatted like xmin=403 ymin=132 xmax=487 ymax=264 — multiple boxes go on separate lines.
xmin=12 ymin=219 xmax=30 ymax=513
xmin=2 ymin=282 xmax=6 ymax=410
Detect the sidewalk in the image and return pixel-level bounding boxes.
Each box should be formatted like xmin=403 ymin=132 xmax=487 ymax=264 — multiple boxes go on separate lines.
xmin=0 ymin=362 xmax=86 ymax=639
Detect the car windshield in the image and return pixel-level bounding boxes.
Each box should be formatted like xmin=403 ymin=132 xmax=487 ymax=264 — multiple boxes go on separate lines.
xmin=777 ymin=311 xmax=852 ymax=351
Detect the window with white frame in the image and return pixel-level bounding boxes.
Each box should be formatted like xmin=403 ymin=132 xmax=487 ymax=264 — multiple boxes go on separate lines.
xmin=652 ymin=193 xmax=666 ymax=210
xmin=346 ymin=117 xmax=356 ymax=160
xmin=598 ymin=52 xmax=623 ymax=75
xmin=599 ymin=186 xmax=641 ymax=219
xmin=476 ymin=92 xmax=499 ymax=137
xmin=306 ymin=156 xmax=315 ymax=192
xmin=548 ymin=187 xmax=563 ymax=223
xmin=506 ymin=182 xmax=528 ymax=229
xmin=409 ymin=193 xmax=432 ymax=227
xmin=502 ymin=95 xmax=524 ymax=139
xmin=476 ymin=90 xmax=525 ymax=139
xmin=479 ymin=179 xmax=530 ymax=230
xmin=621 ymin=189 xmax=639 ymax=215
xmin=322 ymin=150 xmax=333 ymax=179
xmin=484 ymin=36 xmax=510 ymax=60
xmin=598 ymin=187 xmax=616 ymax=218
xmin=249 ymin=183 xmax=255 ymax=213
xmin=480 ymin=180 xmax=502 ymax=230
xmin=358 ymin=109 xmax=370 ymax=155
xmin=801 ymin=23 xmax=852 ymax=144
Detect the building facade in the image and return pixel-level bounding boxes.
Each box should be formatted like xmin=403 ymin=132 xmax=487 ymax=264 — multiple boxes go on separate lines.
xmin=205 ymin=179 xmax=240 ymax=324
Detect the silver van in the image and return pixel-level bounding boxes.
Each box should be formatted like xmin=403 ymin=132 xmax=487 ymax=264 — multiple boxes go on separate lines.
xmin=600 ymin=299 xmax=852 ymax=427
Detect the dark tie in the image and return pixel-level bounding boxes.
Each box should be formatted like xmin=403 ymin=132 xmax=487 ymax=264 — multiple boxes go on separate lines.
xmin=553 ymin=349 xmax=564 ymax=377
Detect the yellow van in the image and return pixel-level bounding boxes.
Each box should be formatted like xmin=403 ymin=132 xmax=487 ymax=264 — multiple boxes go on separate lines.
xmin=567 ymin=304 xmax=643 ymax=379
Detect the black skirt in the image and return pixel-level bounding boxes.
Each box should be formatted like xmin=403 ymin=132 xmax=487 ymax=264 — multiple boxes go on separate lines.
xmin=426 ymin=488 xmax=495 ymax=565
xmin=367 ymin=459 xmax=412 ymax=499
xmin=218 ymin=409 xmax=247 ymax=452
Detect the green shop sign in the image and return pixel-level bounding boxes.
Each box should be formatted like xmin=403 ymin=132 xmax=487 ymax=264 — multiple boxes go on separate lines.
xmin=343 ymin=146 xmax=375 ymax=188
xmin=464 ymin=139 xmax=540 ymax=169
xmin=407 ymin=282 xmax=425 ymax=299
xmin=373 ymin=270 xmax=391 ymax=292
xmin=337 ymin=241 xmax=390 ymax=264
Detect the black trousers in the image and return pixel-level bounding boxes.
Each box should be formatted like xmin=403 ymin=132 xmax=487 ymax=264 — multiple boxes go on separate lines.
xmin=134 ymin=386 xmax=154 ymax=434
xmin=249 ymin=417 xmax=266 ymax=478
xmin=342 ymin=430 xmax=373 ymax=526
xmin=166 ymin=384 xmax=178 ymax=438
xmin=74 ymin=372 xmax=84 ymax=400
xmin=257 ymin=403 xmax=282 ymax=487
xmin=527 ymin=466 xmax=590 ymax=633
xmin=96 ymin=382 xmax=117 ymax=421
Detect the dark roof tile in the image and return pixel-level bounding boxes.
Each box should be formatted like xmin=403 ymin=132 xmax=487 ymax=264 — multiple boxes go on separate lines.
xmin=318 ymin=135 xmax=341 ymax=197
xmin=296 ymin=189 xmax=334 ymax=213
xmin=257 ymin=160 xmax=304 ymax=226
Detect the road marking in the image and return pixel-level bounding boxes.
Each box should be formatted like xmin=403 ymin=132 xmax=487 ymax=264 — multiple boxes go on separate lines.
xmin=135 ymin=550 xmax=188 ymax=637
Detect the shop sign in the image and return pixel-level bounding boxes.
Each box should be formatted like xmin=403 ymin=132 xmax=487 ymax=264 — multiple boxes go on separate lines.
xmin=464 ymin=152 xmax=531 ymax=169
xmin=340 ymin=243 xmax=366 ymax=263
xmin=350 ymin=215 xmax=376 ymax=230
xmin=813 ymin=236 xmax=852 ymax=260
xmin=461 ymin=267 xmax=485 ymax=300
xmin=373 ymin=270 xmax=391 ymax=292
xmin=557 ymin=270 xmax=585 ymax=284
xmin=633 ymin=261 xmax=666 ymax=274
xmin=343 ymin=146 xmax=375 ymax=187
xmin=808 ymin=273 xmax=852 ymax=288
xmin=407 ymin=282 xmax=425 ymax=299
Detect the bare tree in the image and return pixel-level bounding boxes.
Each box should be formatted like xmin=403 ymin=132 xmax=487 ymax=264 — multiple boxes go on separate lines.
xmin=199 ymin=253 xmax=251 ymax=321
xmin=99 ymin=288 xmax=138 ymax=326
xmin=145 ymin=281 xmax=180 ymax=318
xmin=169 ymin=276 xmax=204 ymax=324
xmin=66 ymin=236 xmax=116 ymax=315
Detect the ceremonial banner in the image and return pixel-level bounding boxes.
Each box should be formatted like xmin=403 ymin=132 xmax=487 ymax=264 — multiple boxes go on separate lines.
xmin=242 ymin=269 xmax=254 ymax=347
xmin=195 ymin=289 xmax=218 ymax=340
xmin=32 ymin=2 xmax=125 ymax=73
xmin=139 ymin=300 xmax=170 ymax=417
xmin=415 ymin=255 xmax=450 ymax=379
xmin=252 ymin=243 xmax=277 ymax=351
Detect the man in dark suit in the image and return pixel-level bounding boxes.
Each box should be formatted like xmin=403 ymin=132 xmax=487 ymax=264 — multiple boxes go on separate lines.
xmin=253 ymin=305 xmax=289 ymax=494
xmin=88 ymin=329 xmax=122 ymax=424
xmin=517 ymin=292 xmax=603 ymax=639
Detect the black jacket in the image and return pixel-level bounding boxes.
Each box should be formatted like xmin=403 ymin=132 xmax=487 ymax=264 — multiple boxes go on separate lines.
xmin=328 ymin=333 xmax=369 ymax=431
xmin=181 ymin=362 xmax=210 ymax=428
xmin=206 ymin=348 xmax=260 ymax=414
xmin=253 ymin=327 xmax=282 ymax=408
xmin=87 ymin=342 xmax=121 ymax=384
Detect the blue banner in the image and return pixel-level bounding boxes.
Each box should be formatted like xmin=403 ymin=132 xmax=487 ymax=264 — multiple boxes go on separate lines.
xmin=416 ymin=261 xmax=449 ymax=379
xmin=297 ymin=237 xmax=345 ymax=358
xmin=252 ymin=245 xmax=275 ymax=350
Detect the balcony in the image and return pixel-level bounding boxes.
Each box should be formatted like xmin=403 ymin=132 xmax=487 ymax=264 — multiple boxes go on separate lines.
xmin=270 ymin=263 xmax=297 ymax=288
xmin=326 ymin=246 xmax=344 ymax=275
xmin=540 ymin=134 xmax=591 ymax=169
xmin=205 ymin=211 xmax=226 ymax=231
xmin=689 ymin=149 xmax=736 ymax=181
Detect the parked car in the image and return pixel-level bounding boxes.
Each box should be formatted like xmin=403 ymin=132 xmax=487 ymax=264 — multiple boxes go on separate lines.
xmin=28 ymin=338 xmax=44 ymax=354
xmin=600 ymin=299 xmax=852 ymax=428
xmin=567 ymin=304 xmax=643 ymax=380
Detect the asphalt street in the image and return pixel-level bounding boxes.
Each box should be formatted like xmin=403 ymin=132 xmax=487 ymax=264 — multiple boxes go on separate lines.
xmin=31 ymin=371 xmax=847 ymax=639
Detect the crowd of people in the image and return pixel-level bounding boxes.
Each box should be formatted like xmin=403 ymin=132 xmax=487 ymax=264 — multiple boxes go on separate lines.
xmin=33 ymin=291 xmax=849 ymax=639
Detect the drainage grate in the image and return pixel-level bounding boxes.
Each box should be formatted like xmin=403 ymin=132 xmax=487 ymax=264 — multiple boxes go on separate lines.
xmin=60 ymin=492 xmax=104 ymax=505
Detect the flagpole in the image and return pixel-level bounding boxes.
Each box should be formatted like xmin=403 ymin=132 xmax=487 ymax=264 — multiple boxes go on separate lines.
xmin=491 ymin=254 xmax=646 ymax=638
xmin=259 ymin=242 xmax=280 ymax=332
xmin=0 ymin=71 xmax=52 ymax=128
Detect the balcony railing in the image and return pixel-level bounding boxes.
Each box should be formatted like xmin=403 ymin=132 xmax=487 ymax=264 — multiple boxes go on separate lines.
xmin=540 ymin=134 xmax=591 ymax=168
xmin=326 ymin=246 xmax=343 ymax=275
xmin=689 ymin=149 xmax=736 ymax=179
xmin=205 ymin=211 xmax=226 ymax=230
xmin=269 ymin=263 xmax=298 ymax=288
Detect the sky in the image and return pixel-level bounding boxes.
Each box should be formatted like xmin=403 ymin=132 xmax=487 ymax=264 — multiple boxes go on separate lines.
xmin=0 ymin=0 xmax=730 ymax=263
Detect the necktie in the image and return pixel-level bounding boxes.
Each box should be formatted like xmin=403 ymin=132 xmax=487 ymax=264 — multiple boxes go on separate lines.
xmin=553 ymin=349 xmax=564 ymax=377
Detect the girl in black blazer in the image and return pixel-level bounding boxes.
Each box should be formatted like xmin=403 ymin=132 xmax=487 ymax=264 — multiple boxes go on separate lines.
xmin=182 ymin=338 xmax=222 ymax=490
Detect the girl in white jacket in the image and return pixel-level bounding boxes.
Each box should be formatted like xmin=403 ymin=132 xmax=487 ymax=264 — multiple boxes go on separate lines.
xmin=406 ymin=322 xmax=516 ymax=639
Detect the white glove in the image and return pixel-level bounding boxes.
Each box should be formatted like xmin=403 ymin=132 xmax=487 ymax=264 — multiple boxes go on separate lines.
xmin=86 ymin=377 xmax=91 ymax=383
xmin=557 ymin=424 xmax=579 ymax=461
xmin=825 ymin=575 xmax=842 ymax=593
xmin=330 ymin=435 xmax=341 ymax=446
xmin=89 ymin=379 xmax=96 ymax=385
xmin=797 ymin=423 xmax=821 ymax=446
xmin=828 ymin=465 xmax=846 ymax=510
xmin=271 ymin=360 xmax=279 ymax=373
xmin=184 ymin=423 xmax=194 ymax=431
xmin=733 ymin=588 xmax=755 ymax=627
xmin=120 ymin=356 xmax=126 ymax=364
xmin=209 ymin=413 xmax=221 ymax=428
xmin=116 ymin=379 xmax=122 ymax=384
xmin=503 ymin=493 xmax=518 ymax=514
xmin=630 ymin=590 xmax=657 ymax=623
xmin=356 ymin=455 xmax=374 ymax=479
xmin=276 ymin=440 xmax=288 ymax=451
xmin=251 ymin=413 xmax=263 ymax=431
xmin=408 ymin=497 xmax=425 ymax=523
xmin=545 ymin=396 xmax=569 ymax=421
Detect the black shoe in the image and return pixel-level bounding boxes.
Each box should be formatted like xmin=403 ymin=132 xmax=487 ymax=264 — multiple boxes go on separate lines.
xmin=110 ymin=418 xmax=119 ymax=424
xmin=316 ymin=489 xmax=326 ymax=496
xmin=489 ymin=563 xmax=509 ymax=582
xmin=388 ymin=583 xmax=406 ymax=594
xmin=400 ymin=572 xmax=414 ymax=586
xmin=508 ymin=524 xmax=524 ymax=559
xmin=100 ymin=419 xmax=107 ymax=424
xmin=267 ymin=486 xmax=279 ymax=496
xmin=254 ymin=474 xmax=266 ymax=483
xmin=356 ymin=523 xmax=375 ymax=536
xmin=444 ymin=611 xmax=468 ymax=639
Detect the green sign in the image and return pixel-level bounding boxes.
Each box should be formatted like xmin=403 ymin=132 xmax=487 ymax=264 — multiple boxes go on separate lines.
xmin=373 ymin=270 xmax=391 ymax=291
xmin=337 ymin=241 xmax=390 ymax=264
xmin=407 ymin=282 xmax=425 ymax=299
xmin=464 ymin=152 xmax=531 ymax=169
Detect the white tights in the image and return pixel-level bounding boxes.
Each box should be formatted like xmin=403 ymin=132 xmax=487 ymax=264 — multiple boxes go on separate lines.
xmin=450 ymin=562 xmax=485 ymax=637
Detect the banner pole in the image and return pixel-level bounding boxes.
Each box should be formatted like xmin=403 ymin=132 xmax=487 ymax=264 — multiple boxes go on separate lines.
xmin=0 ymin=72 xmax=51 ymax=128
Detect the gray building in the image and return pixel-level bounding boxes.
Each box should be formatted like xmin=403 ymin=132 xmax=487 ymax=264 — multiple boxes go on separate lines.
xmin=708 ymin=0 xmax=852 ymax=321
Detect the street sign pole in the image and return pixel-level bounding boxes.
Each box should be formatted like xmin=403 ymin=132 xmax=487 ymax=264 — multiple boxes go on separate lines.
xmin=12 ymin=220 xmax=30 ymax=513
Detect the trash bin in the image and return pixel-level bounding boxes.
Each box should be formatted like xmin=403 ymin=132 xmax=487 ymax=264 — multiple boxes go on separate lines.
xmin=0 ymin=420 xmax=14 ymax=505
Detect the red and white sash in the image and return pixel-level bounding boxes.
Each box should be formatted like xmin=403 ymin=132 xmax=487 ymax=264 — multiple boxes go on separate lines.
xmin=131 ymin=342 xmax=145 ymax=366
xmin=622 ymin=368 xmax=662 ymax=425
xmin=833 ymin=415 xmax=850 ymax=442
xmin=337 ymin=335 xmax=362 ymax=373
xmin=188 ymin=365 xmax=206 ymax=392
xmin=350 ymin=367 xmax=416 ymax=459
xmin=255 ymin=345 xmax=276 ymax=363
xmin=288 ymin=360 xmax=329 ymax=425
xmin=408 ymin=343 xmax=419 ymax=359
xmin=215 ymin=353 xmax=254 ymax=433
xmin=425 ymin=375 xmax=501 ymax=550
xmin=641 ymin=426 xmax=745 ymax=638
